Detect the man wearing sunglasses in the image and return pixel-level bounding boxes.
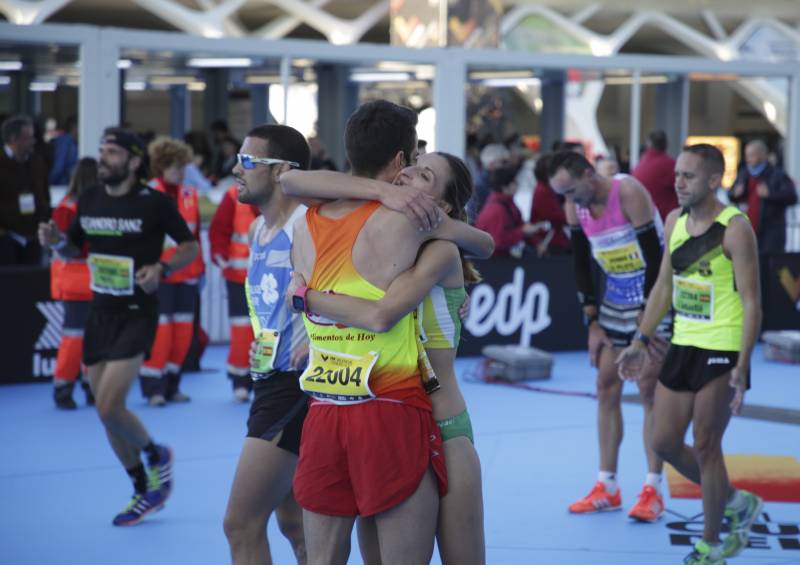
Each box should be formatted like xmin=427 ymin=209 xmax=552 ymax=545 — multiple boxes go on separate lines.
xmin=222 ymin=124 xmax=312 ymax=565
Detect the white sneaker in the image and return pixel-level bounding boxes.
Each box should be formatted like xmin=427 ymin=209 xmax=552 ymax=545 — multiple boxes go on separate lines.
xmin=148 ymin=394 xmax=166 ymax=407
xmin=233 ymin=388 xmax=250 ymax=403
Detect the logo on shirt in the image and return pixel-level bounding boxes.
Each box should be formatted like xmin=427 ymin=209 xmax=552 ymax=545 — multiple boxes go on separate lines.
xmin=81 ymin=216 xmax=143 ymax=236
xmin=698 ymin=260 xmax=712 ymax=277
xmin=259 ymin=273 xmax=279 ymax=305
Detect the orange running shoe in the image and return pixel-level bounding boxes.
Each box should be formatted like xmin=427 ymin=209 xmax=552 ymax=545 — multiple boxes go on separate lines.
xmin=628 ymin=485 xmax=664 ymax=522
xmin=568 ymin=481 xmax=622 ymax=513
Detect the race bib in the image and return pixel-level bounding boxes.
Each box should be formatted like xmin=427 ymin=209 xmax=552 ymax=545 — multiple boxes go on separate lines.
xmin=251 ymin=329 xmax=280 ymax=377
xmin=88 ymin=253 xmax=134 ymax=296
xmin=18 ymin=193 xmax=35 ymax=215
xmin=594 ymin=241 xmax=645 ymax=275
xmin=673 ymin=275 xmax=713 ymax=322
xmin=299 ymin=346 xmax=378 ymax=403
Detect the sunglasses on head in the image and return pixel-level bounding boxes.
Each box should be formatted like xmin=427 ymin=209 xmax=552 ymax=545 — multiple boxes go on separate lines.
xmin=236 ymin=153 xmax=300 ymax=170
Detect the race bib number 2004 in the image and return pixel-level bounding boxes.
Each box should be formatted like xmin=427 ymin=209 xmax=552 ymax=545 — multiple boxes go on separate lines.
xmin=299 ymin=346 xmax=378 ymax=403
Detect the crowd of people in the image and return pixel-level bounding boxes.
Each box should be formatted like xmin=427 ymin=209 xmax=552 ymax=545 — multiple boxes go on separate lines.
xmin=0 ymin=96 xmax=791 ymax=564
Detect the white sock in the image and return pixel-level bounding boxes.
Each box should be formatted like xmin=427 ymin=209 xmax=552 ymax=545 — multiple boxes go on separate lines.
xmin=598 ymin=471 xmax=618 ymax=494
xmin=645 ymin=472 xmax=662 ymax=492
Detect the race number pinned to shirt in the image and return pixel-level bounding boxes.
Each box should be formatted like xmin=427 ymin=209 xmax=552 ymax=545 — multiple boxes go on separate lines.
xmin=673 ymin=275 xmax=713 ymax=322
xmin=251 ymin=329 xmax=281 ymax=378
xmin=18 ymin=193 xmax=35 ymax=215
xmin=88 ymin=253 xmax=135 ymax=296
xmin=299 ymin=346 xmax=378 ymax=403
xmin=594 ymin=240 xmax=645 ymax=275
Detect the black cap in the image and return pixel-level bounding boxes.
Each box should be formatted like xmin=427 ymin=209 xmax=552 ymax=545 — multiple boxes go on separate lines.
xmin=101 ymin=127 xmax=146 ymax=157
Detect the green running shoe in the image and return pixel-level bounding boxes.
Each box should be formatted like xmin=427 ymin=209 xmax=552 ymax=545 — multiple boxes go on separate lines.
xmin=684 ymin=540 xmax=726 ymax=564
xmin=722 ymin=489 xmax=763 ymax=557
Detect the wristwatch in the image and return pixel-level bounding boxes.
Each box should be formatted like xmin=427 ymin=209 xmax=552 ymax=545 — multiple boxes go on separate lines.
xmin=292 ymin=285 xmax=309 ymax=313
xmin=633 ymin=329 xmax=651 ymax=347
xmin=158 ymin=261 xmax=172 ymax=278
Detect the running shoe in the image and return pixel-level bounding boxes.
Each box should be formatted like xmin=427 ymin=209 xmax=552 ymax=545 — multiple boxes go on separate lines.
xmin=111 ymin=489 xmax=166 ymax=526
xmin=684 ymin=540 xmax=726 ymax=564
xmin=722 ymin=490 xmax=763 ymax=557
xmin=167 ymin=391 xmax=191 ymax=403
xmin=147 ymin=444 xmax=173 ymax=498
xmin=148 ymin=394 xmax=166 ymax=407
xmin=233 ymin=387 xmax=250 ymax=403
xmin=628 ymin=485 xmax=664 ymax=522
xmin=568 ymin=481 xmax=622 ymax=513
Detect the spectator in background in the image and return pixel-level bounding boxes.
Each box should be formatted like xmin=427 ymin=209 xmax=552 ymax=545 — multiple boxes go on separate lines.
xmin=308 ymin=136 xmax=338 ymax=171
xmin=0 ymin=114 xmax=51 ymax=266
xmin=217 ymin=136 xmax=240 ymax=181
xmin=464 ymin=132 xmax=481 ymax=185
xmin=476 ymin=161 xmax=549 ymax=257
xmin=49 ymin=115 xmax=78 ymax=186
xmin=209 ymin=181 xmax=259 ymax=401
xmin=632 ymin=130 xmax=677 ymax=221
xmin=530 ymin=154 xmax=571 ymax=256
xmin=467 ymin=142 xmax=511 ymax=221
xmin=596 ymin=156 xmax=620 ymax=179
xmin=209 ymin=119 xmax=231 ymax=181
xmin=50 ymin=157 xmax=98 ymax=410
xmin=417 ymin=138 xmax=428 ymax=156
xmin=139 ymin=137 xmax=205 ymax=406
xmin=183 ymin=130 xmax=213 ymax=192
xmin=729 ymin=139 xmax=798 ymax=253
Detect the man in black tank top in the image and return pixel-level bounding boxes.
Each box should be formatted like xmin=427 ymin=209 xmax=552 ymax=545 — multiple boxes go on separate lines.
xmin=39 ymin=128 xmax=199 ymax=527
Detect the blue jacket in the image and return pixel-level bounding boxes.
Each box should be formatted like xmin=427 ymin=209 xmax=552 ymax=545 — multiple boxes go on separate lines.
xmin=49 ymin=133 xmax=77 ymax=186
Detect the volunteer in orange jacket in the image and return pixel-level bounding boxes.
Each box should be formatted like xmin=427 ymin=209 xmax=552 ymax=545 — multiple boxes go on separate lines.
xmin=209 ymin=184 xmax=258 ymax=401
xmin=139 ymin=137 xmax=205 ymax=406
xmin=51 ymin=157 xmax=98 ymax=409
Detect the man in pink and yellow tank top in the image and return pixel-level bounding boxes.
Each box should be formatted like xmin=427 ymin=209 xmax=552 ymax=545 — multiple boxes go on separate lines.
xmin=548 ymin=151 xmax=672 ymax=522
xmin=287 ymin=100 xmax=490 ymax=564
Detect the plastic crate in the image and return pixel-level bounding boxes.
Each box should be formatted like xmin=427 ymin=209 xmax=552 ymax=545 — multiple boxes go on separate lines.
xmin=762 ymin=331 xmax=800 ymax=364
xmin=481 ymin=345 xmax=554 ymax=381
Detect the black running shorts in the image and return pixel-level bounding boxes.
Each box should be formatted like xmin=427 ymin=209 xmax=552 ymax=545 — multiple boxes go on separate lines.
xmin=246 ymin=370 xmax=308 ymax=456
xmin=83 ymin=305 xmax=159 ymax=366
xmin=658 ymin=344 xmax=749 ymax=393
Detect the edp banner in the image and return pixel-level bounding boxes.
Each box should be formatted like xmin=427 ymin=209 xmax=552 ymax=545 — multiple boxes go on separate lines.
xmin=0 ymin=267 xmax=59 ymax=384
xmin=761 ymin=253 xmax=800 ymax=331
xmin=460 ymin=256 xmax=587 ymax=356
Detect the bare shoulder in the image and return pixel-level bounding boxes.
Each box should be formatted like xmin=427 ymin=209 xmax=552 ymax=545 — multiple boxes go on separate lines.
xmin=619 ymin=175 xmax=651 ymax=205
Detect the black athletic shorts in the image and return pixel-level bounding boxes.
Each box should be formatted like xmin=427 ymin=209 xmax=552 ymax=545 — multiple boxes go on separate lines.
xmin=659 ymin=344 xmax=749 ymax=393
xmin=83 ymin=305 xmax=159 ymax=366
xmin=246 ymin=370 xmax=308 ymax=456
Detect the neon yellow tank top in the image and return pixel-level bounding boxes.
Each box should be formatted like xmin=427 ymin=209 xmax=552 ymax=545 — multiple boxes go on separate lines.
xmin=419 ymin=286 xmax=466 ymax=349
xmin=669 ymin=206 xmax=745 ymax=351
xmin=300 ymin=201 xmax=429 ymax=410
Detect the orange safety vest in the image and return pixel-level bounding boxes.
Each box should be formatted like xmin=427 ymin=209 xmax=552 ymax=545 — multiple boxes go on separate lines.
xmin=224 ymin=185 xmax=258 ymax=284
xmin=50 ymin=196 xmax=92 ymax=302
xmin=153 ymin=178 xmax=205 ymax=283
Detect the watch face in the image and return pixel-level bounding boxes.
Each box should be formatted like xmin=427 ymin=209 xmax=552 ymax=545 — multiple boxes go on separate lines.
xmin=292 ymin=295 xmax=305 ymax=311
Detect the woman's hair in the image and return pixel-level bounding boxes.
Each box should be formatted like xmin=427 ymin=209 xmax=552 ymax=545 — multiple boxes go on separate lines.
xmin=434 ymin=152 xmax=482 ymax=284
xmin=66 ymin=157 xmax=98 ymax=200
xmin=148 ymin=136 xmax=194 ymax=179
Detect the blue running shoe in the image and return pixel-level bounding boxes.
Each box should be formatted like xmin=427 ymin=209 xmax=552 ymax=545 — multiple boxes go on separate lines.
xmin=147 ymin=444 xmax=173 ymax=498
xmin=112 ymin=490 xmax=166 ymax=526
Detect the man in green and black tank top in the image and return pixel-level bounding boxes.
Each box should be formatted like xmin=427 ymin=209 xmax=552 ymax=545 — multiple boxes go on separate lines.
xmin=617 ymin=144 xmax=764 ymax=565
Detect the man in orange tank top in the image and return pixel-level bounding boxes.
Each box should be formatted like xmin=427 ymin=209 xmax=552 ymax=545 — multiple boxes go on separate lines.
xmin=286 ymin=100 xmax=491 ymax=564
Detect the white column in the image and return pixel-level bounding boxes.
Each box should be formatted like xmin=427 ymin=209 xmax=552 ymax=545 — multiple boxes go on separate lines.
xmin=629 ymin=70 xmax=642 ymax=169
xmin=79 ymin=30 xmax=120 ymax=157
xmin=786 ymin=72 xmax=800 ymax=181
xmin=433 ymin=54 xmax=466 ymax=158
xmin=280 ymin=56 xmax=290 ymax=125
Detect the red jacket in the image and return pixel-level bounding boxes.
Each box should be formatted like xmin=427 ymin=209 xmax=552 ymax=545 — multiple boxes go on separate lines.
xmin=530 ymin=181 xmax=570 ymax=252
xmin=632 ymin=149 xmax=678 ymax=221
xmin=152 ymin=178 xmax=205 ymax=283
xmin=50 ymin=196 xmax=91 ymax=301
xmin=209 ymin=186 xmax=259 ymax=283
xmin=475 ymin=192 xmax=527 ymax=256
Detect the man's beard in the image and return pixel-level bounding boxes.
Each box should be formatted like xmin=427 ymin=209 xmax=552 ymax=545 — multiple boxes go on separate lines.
xmin=99 ymin=161 xmax=131 ymax=186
